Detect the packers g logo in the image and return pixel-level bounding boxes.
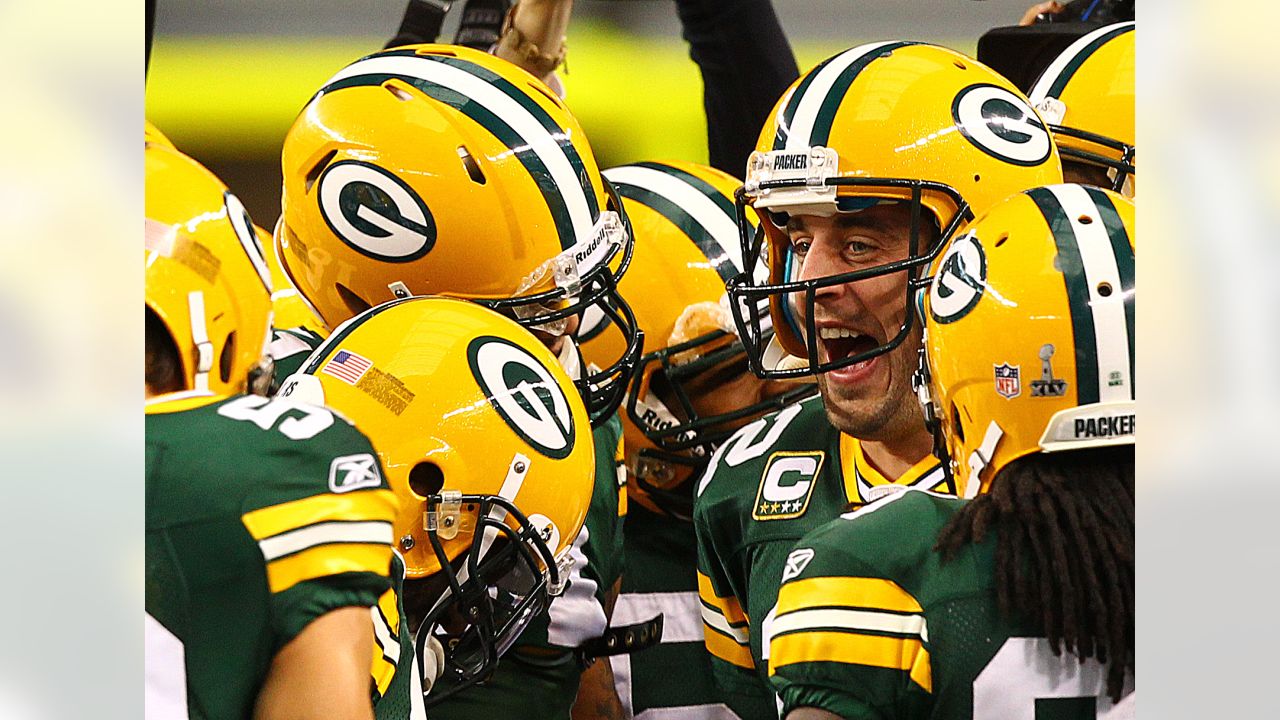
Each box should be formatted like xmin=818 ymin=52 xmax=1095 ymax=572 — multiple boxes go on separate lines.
xmin=753 ymin=451 xmax=824 ymax=521
xmin=468 ymin=336 xmax=576 ymax=459
xmin=951 ymin=84 xmax=1052 ymax=167
xmin=224 ymin=191 xmax=272 ymax=292
xmin=929 ymin=230 xmax=986 ymax=324
xmin=317 ymin=160 xmax=437 ymax=262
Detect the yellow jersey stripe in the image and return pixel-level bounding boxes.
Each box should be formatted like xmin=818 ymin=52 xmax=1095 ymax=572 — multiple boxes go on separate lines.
xmin=144 ymin=391 xmax=223 ymax=414
xmin=697 ymin=571 xmax=748 ymax=626
xmin=703 ymin=623 xmax=755 ymax=669
xmin=265 ymin=542 xmax=391 ymax=594
xmin=769 ymin=630 xmax=933 ymax=693
xmin=777 ymin=576 xmax=922 ymax=616
xmin=242 ymin=489 xmax=398 ymax=541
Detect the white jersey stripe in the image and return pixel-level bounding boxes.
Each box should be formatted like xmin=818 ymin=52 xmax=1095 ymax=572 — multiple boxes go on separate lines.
xmin=1047 ymin=184 xmax=1132 ymax=402
xmin=613 ymin=591 xmax=705 ymax=644
xmin=546 ymin=524 xmax=610 ymax=647
xmin=784 ymin=42 xmax=898 ymax=152
xmin=701 ymin=603 xmax=749 ymax=644
xmin=770 ymin=607 xmax=928 ymax=640
xmin=257 ymin=520 xmax=393 ymax=562
xmin=324 ymin=55 xmax=595 ymax=245
xmin=371 ymin=604 xmax=399 ymax=664
xmin=602 ymin=165 xmax=744 ymax=271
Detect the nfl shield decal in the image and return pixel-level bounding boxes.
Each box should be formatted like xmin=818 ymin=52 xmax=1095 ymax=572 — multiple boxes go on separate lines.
xmin=994 ymin=363 xmax=1021 ymax=399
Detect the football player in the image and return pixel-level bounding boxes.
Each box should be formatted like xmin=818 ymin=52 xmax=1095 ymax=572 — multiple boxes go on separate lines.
xmin=696 ymin=42 xmax=1064 ymax=719
xmin=768 ymin=184 xmax=1135 ymax=718
xmin=145 ymin=133 xmax=399 ymax=720
xmin=578 ymin=160 xmax=816 ymax=718
xmin=1030 ymin=21 xmax=1135 ymax=196
xmin=276 ymin=296 xmax=597 ymax=708
xmin=274 ymin=44 xmax=639 ymax=716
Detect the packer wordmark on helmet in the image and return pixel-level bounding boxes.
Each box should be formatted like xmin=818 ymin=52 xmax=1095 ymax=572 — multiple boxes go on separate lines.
xmin=468 ymin=336 xmax=576 ymax=459
xmin=317 ymin=160 xmax=437 ymax=262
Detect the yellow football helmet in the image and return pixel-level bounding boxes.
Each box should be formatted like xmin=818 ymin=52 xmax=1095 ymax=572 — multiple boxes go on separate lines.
xmin=144 ymin=120 xmax=175 ymax=150
xmin=276 ymin=295 xmax=593 ymax=698
xmin=584 ymin=160 xmax=816 ymax=516
xmin=916 ymin=184 xmax=1135 ymax=498
xmin=145 ymin=133 xmax=274 ymax=396
xmin=726 ymin=42 xmax=1063 ymax=378
xmin=276 ymin=43 xmax=641 ymax=423
xmin=1030 ymin=22 xmax=1135 ymax=197
xmin=261 ymin=224 xmax=326 ymax=337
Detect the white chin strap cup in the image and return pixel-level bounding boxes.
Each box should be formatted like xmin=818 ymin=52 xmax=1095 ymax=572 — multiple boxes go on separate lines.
xmin=187 ymin=291 xmax=214 ymax=393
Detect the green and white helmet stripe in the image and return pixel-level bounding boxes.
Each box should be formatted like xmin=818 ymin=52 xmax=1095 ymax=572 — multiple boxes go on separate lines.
xmin=1029 ymin=22 xmax=1135 ymax=104
xmin=772 ymin=41 xmax=917 ymax=151
xmin=319 ymin=50 xmax=600 ymax=252
xmin=1026 ymin=184 xmax=1135 ymax=406
xmin=603 ymin=162 xmax=745 ymax=283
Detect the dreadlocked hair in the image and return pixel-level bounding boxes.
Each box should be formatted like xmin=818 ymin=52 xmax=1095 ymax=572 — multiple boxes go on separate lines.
xmin=934 ymin=444 xmax=1134 ymax=702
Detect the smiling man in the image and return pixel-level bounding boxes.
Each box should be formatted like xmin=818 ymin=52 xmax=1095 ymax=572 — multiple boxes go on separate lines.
xmin=692 ymin=42 xmax=1064 ymax=720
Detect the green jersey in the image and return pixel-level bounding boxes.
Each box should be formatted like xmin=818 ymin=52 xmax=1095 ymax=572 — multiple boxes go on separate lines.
xmin=609 ymin=502 xmax=730 ymax=719
xmin=145 ymin=392 xmax=398 ymax=720
xmin=269 ymin=326 xmax=327 ymax=391
xmin=429 ymin=412 xmax=628 ymax=720
xmin=768 ymin=489 xmax=1133 ymax=719
xmin=693 ymin=396 xmax=948 ymax=720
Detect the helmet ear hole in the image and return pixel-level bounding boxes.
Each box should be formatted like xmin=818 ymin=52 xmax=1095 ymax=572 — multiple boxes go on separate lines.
xmin=220 ymin=332 xmax=236 ymax=384
xmin=409 ymin=462 xmax=446 ymax=499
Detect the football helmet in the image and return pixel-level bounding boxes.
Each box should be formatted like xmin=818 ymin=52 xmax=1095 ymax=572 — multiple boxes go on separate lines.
xmin=915 ymin=184 xmax=1135 ymax=498
xmin=1030 ymin=22 xmax=1135 ymax=197
xmin=276 ymin=43 xmax=641 ymax=424
xmin=726 ymin=42 xmax=1063 ymax=379
xmin=145 ymin=131 xmax=274 ymax=396
xmin=276 ymin=295 xmax=593 ymax=702
xmin=584 ymin=160 xmax=816 ymax=516
xmin=261 ymin=225 xmax=326 ymax=337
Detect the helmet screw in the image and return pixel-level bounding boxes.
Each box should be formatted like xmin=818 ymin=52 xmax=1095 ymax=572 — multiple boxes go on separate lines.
xmin=514 ymin=461 xmax=527 ymax=474
xmin=400 ymin=535 xmax=415 ymax=550
xmin=443 ymin=516 xmax=456 ymax=528
xmin=468 ymin=606 xmax=480 ymax=619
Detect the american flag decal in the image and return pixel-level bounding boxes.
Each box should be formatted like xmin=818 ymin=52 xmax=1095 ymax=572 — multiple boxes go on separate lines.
xmin=321 ymin=350 xmax=373 ymax=385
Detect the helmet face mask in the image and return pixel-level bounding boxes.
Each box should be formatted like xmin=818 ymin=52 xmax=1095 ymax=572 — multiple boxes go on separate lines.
xmin=728 ymin=177 xmax=969 ymax=380
xmin=415 ymin=490 xmax=566 ymax=704
xmin=724 ymin=42 xmax=1063 ymax=381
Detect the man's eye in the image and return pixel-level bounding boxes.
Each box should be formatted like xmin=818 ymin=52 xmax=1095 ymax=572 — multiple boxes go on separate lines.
xmin=847 ymin=240 xmax=873 ymax=255
xmin=791 ymin=238 xmax=812 ymax=257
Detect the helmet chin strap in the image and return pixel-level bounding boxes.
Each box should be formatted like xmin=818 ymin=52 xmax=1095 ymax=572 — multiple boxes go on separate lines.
xmin=187 ymin=291 xmax=215 ymax=393
xmin=965 ymin=421 xmax=1004 ymax=499
xmin=557 ymin=339 xmax=583 ymax=380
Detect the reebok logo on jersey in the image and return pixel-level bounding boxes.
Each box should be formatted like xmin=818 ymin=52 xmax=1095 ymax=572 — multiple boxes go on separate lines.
xmin=782 ymin=548 xmax=815 ymax=582
xmin=753 ymin=451 xmax=824 ymax=521
xmin=329 ymin=454 xmax=382 ymax=494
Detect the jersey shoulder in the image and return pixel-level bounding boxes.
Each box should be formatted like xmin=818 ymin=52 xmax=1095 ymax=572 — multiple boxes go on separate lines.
xmin=795 ymin=489 xmax=965 ymax=583
xmin=694 ymin=395 xmax=833 ymax=514
xmin=147 ymin=393 xmax=392 ymax=521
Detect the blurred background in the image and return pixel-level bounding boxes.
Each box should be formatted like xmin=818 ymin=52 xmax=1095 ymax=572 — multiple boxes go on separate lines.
xmin=147 ymin=0 xmax=1042 ymax=227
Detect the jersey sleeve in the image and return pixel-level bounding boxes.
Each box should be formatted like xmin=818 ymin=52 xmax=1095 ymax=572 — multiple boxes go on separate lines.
xmin=767 ymin=519 xmax=933 ymax=720
xmin=692 ymin=443 xmax=766 ymax=706
xmin=237 ymin=406 xmax=399 ymax=647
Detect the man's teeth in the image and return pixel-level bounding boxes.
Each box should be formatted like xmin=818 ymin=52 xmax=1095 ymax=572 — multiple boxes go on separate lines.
xmin=818 ymin=327 xmax=861 ymax=340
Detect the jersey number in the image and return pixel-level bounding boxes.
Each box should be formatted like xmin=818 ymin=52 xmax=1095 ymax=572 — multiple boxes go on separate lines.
xmin=217 ymin=395 xmax=335 ymax=440
xmin=973 ymin=637 xmax=1132 ymax=719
